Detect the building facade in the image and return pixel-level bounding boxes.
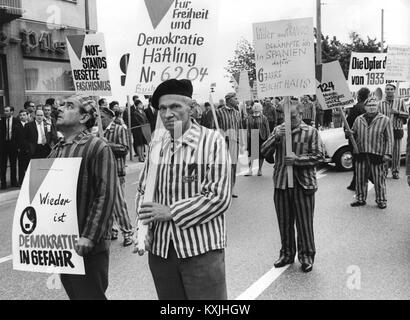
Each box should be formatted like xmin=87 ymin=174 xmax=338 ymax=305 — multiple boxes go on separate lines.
xmin=0 ymin=0 xmax=97 ymax=113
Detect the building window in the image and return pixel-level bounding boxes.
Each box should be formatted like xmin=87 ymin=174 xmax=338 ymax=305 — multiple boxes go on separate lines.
xmin=24 ymin=59 xmax=75 ymax=93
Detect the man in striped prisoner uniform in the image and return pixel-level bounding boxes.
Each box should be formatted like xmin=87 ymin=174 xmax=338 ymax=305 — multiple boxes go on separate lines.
xmin=49 ymin=95 xmax=117 ymax=300
xmin=261 ymin=103 xmax=325 ymax=273
xmin=213 ymin=92 xmax=243 ymax=198
xmin=378 ymin=83 xmax=408 ymax=179
xmin=351 ymin=98 xmax=393 ymax=209
xmin=100 ymin=107 xmax=133 ymax=247
xmin=135 ymin=79 xmax=232 ymax=300
xmin=300 ymin=95 xmax=316 ymax=126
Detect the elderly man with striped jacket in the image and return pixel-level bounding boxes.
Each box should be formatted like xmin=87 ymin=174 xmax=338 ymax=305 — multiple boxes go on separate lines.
xmin=378 ymin=83 xmax=408 ymax=179
xmin=261 ymin=102 xmax=325 ymax=273
xmin=351 ymin=98 xmax=393 ymax=209
xmin=134 ymin=79 xmax=232 ymax=300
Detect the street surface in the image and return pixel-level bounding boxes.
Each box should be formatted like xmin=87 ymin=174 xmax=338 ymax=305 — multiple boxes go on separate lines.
xmin=0 ymin=160 xmax=409 ymax=300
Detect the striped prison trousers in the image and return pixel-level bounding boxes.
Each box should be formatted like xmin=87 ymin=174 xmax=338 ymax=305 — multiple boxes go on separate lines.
xmin=355 ymin=156 xmax=387 ymax=205
xmin=112 ymin=177 xmax=133 ymax=237
xmin=392 ymin=139 xmax=402 ymax=175
xmin=273 ymin=183 xmax=316 ymax=263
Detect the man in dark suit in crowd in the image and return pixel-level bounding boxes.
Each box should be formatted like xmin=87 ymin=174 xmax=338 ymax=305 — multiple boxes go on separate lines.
xmin=24 ymin=109 xmax=52 ymax=159
xmin=144 ymin=98 xmax=158 ymax=133
xmin=45 ymin=98 xmax=59 ymax=122
xmin=24 ymin=101 xmax=36 ymax=122
xmin=43 ymin=104 xmax=59 ymax=146
xmin=1 ymin=106 xmax=20 ymax=189
xmin=345 ymin=87 xmax=369 ymax=191
xmin=201 ymin=102 xmax=214 ymax=129
xmin=123 ymin=95 xmax=140 ymax=157
xmin=16 ymin=109 xmax=30 ymax=185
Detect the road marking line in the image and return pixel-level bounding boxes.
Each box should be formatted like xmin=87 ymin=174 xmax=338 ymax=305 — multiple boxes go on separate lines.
xmin=0 ymin=255 xmax=12 ymax=264
xmin=236 ymin=265 xmax=291 ymax=300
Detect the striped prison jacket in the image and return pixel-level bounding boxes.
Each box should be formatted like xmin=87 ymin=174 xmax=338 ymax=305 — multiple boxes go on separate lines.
xmin=262 ymin=122 xmax=325 ymax=190
xmin=301 ymin=101 xmax=316 ymax=121
xmin=378 ymin=98 xmax=409 ymax=130
xmin=135 ymin=121 xmax=232 ymax=259
xmin=213 ymin=106 xmax=243 ymax=144
xmin=48 ymin=130 xmax=117 ymax=253
xmin=104 ymin=122 xmax=129 ymax=177
xmin=352 ymin=113 xmax=393 ymax=157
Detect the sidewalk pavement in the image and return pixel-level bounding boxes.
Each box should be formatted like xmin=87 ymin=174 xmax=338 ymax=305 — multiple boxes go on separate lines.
xmin=0 ymin=159 xmax=145 ymax=204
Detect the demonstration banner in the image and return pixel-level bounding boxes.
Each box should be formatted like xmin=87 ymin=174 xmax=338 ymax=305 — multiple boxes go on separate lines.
xmin=385 ymin=45 xmax=410 ymax=82
xmin=126 ymin=0 xmax=219 ymax=95
xmin=253 ymin=17 xmax=316 ymax=98
xmin=316 ymin=61 xmax=355 ymax=109
xmin=348 ymin=52 xmax=388 ymax=92
xmin=67 ymin=33 xmax=112 ymax=96
xmin=12 ymin=159 xmax=85 ymax=275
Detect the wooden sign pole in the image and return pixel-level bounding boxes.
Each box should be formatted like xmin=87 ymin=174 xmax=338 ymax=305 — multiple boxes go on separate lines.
xmin=127 ymin=95 xmax=133 ymax=161
xmin=135 ymin=115 xmax=164 ymax=256
xmin=284 ymin=97 xmax=294 ymax=189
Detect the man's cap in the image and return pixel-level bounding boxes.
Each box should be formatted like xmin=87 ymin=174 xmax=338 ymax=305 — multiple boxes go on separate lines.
xmin=386 ymin=83 xmax=396 ymax=90
xmin=151 ymin=79 xmax=193 ymax=110
xmin=100 ymin=106 xmax=115 ymax=117
xmin=225 ymin=92 xmax=237 ymax=101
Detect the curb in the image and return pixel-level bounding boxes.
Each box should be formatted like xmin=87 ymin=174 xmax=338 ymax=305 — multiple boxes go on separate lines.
xmin=0 ymin=161 xmax=145 ymax=204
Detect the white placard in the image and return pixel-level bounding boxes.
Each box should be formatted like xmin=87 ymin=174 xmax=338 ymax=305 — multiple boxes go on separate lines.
xmin=126 ymin=0 xmax=219 ymax=96
xmin=385 ymin=45 xmax=410 ymax=82
xmin=316 ymin=61 xmax=355 ymax=109
xmin=67 ymin=33 xmax=112 ymax=96
xmin=253 ymin=17 xmax=316 ymax=98
xmin=13 ymin=159 xmax=85 ymax=275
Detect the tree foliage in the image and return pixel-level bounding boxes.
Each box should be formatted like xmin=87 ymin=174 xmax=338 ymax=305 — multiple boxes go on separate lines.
xmin=226 ymin=31 xmax=385 ymax=81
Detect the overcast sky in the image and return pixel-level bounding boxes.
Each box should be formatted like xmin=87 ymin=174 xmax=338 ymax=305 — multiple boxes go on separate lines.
xmin=97 ymin=0 xmax=410 ymax=103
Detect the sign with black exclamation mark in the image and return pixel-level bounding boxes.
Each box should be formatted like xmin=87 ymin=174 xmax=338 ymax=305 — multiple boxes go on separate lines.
xmin=120 ymin=53 xmax=130 ymax=87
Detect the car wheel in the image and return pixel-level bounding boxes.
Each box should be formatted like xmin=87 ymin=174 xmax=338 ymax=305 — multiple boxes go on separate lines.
xmin=334 ymin=147 xmax=353 ymax=171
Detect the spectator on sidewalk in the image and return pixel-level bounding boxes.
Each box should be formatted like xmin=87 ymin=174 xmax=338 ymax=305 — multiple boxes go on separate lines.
xmin=16 ymin=110 xmax=30 ymax=186
xmin=0 ymin=106 xmax=19 ymax=189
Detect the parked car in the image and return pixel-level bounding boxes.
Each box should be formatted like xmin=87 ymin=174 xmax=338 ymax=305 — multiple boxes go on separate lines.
xmin=319 ymin=125 xmax=408 ymax=171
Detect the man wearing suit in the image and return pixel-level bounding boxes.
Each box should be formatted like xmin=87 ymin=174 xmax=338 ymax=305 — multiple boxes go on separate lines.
xmin=43 ymin=104 xmax=59 ymax=146
xmin=24 ymin=109 xmax=52 ymax=160
xmin=407 ymin=117 xmax=410 ymax=188
xmin=144 ymin=98 xmax=158 ymax=133
xmin=1 ymin=107 xmax=18 ymax=190
xmin=16 ymin=110 xmax=30 ymax=185
xmin=123 ymin=95 xmax=140 ymax=157
xmin=1 ymin=106 xmax=20 ymax=189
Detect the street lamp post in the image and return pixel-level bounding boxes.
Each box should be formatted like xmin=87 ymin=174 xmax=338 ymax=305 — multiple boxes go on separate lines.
xmin=316 ymin=0 xmax=322 ymax=64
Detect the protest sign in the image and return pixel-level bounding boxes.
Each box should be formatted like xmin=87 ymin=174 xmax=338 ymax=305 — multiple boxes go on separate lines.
xmin=348 ymin=52 xmax=387 ymax=92
xmin=126 ymin=0 xmax=219 ymax=95
xmin=385 ymin=45 xmax=410 ymax=82
xmin=316 ymin=61 xmax=355 ymax=109
xmin=13 ymin=159 xmax=85 ymax=275
xmin=253 ymin=17 xmax=316 ymax=98
xmin=236 ymin=71 xmax=253 ymax=102
xmin=67 ymin=33 xmax=112 ymax=96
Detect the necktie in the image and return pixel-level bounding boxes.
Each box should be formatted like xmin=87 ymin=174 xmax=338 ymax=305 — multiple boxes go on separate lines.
xmin=7 ymin=118 xmax=11 ymax=141
xmin=40 ymin=123 xmax=46 ymax=145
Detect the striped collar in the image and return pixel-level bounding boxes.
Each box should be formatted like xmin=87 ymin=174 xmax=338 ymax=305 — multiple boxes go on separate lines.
xmin=278 ymin=121 xmax=310 ymax=133
xmin=163 ymin=120 xmax=201 ymax=150
xmin=59 ymin=129 xmax=92 ymax=146
xmin=358 ymin=113 xmax=385 ymax=125
xmin=105 ymin=121 xmax=116 ymax=133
